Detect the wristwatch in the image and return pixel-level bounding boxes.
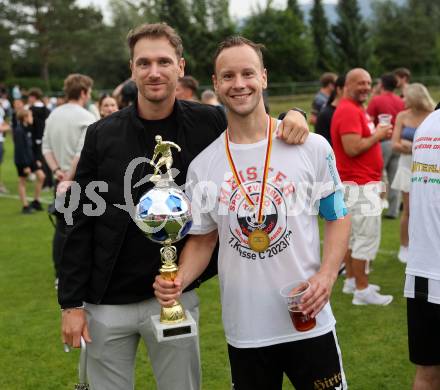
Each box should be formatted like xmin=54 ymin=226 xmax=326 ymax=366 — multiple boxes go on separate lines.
xmin=291 ymin=107 xmax=307 ymax=120
xmin=278 ymin=107 xmax=307 ymax=121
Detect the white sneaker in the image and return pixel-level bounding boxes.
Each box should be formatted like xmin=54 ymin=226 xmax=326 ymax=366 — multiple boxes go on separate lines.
xmin=352 ymin=286 xmax=393 ymax=306
xmin=342 ymin=278 xmax=381 ymax=294
xmin=398 ymin=246 xmax=408 ymax=263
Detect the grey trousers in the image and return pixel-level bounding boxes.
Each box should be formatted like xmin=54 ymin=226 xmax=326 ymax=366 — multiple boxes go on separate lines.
xmin=85 ymin=291 xmax=201 ymax=390
xmin=381 ymin=140 xmax=401 ymax=218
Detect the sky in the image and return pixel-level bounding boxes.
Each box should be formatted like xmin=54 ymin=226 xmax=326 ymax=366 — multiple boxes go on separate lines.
xmin=79 ymin=0 xmax=339 ymax=22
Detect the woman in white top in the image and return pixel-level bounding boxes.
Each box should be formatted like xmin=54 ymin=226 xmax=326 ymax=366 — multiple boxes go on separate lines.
xmin=391 ymin=83 xmax=435 ymax=263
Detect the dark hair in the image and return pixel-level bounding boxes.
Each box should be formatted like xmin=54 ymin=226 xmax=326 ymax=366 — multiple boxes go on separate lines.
xmin=120 ymin=80 xmax=137 ymax=108
xmin=381 ymin=73 xmax=398 ymax=91
xmin=98 ymin=93 xmax=117 ymax=108
xmin=28 ymin=87 xmax=43 ymax=100
xmin=393 ymin=67 xmax=411 ymax=80
xmin=63 ymin=74 xmax=93 ymax=101
xmin=213 ymin=36 xmax=265 ymax=73
xmin=320 ymin=72 xmax=337 ymax=88
xmin=127 ymin=23 xmax=183 ymax=59
xmin=178 ymin=76 xmax=199 ymax=94
xmin=327 ymin=74 xmax=346 ymax=106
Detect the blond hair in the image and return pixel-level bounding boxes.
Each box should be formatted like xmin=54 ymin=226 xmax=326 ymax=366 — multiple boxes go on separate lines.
xmin=17 ymin=108 xmax=31 ymax=123
xmin=405 ymin=83 xmax=435 ymax=112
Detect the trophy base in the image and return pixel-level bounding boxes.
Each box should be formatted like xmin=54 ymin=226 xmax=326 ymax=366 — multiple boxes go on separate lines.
xmin=151 ymin=311 xmax=197 ymax=342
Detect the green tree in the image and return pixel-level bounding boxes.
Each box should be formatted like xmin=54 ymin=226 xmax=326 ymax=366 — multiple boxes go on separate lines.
xmin=193 ymin=0 xmax=208 ymax=29
xmin=331 ymin=0 xmax=371 ymax=71
xmin=207 ymin=0 xmax=235 ymax=34
xmin=286 ymin=0 xmax=303 ymax=20
xmin=0 ymin=25 xmax=13 ymax=80
xmin=242 ymin=2 xmax=315 ymax=83
xmin=1 ymin=0 xmax=103 ymax=88
xmin=310 ymin=0 xmax=333 ymax=72
xmin=371 ymin=0 xmax=439 ymax=76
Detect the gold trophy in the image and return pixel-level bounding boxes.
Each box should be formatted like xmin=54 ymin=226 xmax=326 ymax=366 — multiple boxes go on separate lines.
xmin=134 ymin=136 xmax=196 ymax=341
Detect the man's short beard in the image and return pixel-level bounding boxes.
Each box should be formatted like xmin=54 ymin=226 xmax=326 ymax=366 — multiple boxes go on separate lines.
xmin=140 ymin=90 xmax=170 ymax=104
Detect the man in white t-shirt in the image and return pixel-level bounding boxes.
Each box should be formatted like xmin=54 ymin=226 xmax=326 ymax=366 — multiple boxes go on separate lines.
xmin=42 ymin=73 xmax=95 ymax=281
xmin=154 ymin=36 xmax=351 ymax=390
xmin=404 ymin=108 xmax=440 ymax=390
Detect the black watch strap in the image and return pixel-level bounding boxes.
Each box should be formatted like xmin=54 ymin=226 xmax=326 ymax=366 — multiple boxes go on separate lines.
xmin=277 ymin=108 xmax=307 ymax=121
xmin=291 ymin=107 xmax=307 ymax=120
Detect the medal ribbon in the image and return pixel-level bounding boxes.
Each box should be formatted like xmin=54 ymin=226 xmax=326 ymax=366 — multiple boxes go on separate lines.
xmin=225 ymin=115 xmax=275 ymax=224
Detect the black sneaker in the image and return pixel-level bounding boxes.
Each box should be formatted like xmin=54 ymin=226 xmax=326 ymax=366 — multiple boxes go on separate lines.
xmin=22 ymin=206 xmax=34 ymax=214
xmin=30 ymin=199 xmax=43 ymax=211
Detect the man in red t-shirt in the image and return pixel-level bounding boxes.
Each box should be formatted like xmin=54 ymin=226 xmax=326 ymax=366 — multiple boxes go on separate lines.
xmin=331 ymin=68 xmax=394 ymax=306
xmin=367 ymin=73 xmax=405 ymax=219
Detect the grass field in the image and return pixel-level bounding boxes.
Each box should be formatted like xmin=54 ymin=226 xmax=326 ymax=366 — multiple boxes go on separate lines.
xmin=1 ymin=93 xmax=434 ymax=389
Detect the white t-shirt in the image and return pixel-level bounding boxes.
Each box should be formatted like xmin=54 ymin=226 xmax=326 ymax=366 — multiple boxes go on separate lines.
xmin=42 ymin=103 xmax=96 ymax=171
xmin=405 ymin=109 xmax=440 ymax=304
xmin=186 ymin=126 xmax=343 ymax=348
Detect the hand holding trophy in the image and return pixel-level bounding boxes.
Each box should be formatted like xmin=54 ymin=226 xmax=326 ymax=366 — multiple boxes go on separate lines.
xmin=134 ymin=135 xmax=196 ymax=342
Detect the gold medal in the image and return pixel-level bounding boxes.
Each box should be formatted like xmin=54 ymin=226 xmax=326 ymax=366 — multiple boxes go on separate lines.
xmin=248 ymin=228 xmax=270 ymax=252
xmin=225 ymin=115 xmax=275 ymax=252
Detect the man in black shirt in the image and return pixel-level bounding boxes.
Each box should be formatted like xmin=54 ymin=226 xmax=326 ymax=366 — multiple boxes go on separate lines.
xmin=28 ymin=88 xmax=51 ymax=196
xmin=59 ymin=23 xmax=309 ymax=390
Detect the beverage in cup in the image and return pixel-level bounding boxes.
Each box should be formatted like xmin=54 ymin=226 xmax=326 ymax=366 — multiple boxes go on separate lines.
xmin=378 ymin=113 xmax=392 ymax=126
xmin=280 ymin=280 xmax=316 ymax=332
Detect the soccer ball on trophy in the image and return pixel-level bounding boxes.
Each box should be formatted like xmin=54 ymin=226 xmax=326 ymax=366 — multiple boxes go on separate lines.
xmin=135 ymin=186 xmax=193 ymax=245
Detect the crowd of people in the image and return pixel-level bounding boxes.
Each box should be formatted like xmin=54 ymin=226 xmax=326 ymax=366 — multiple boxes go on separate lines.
xmin=312 ymin=68 xmax=436 ymax=304
xmin=0 ymin=20 xmax=439 ymax=390
xmin=311 ymin=67 xmax=439 ymax=388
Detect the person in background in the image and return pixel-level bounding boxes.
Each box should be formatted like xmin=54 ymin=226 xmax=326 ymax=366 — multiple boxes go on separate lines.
xmin=12 ymin=85 xmax=22 ymax=100
xmin=391 ymin=83 xmax=435 ymax=264
xmin=28 ymin=87 xmax=52 ymax=197
xmin=0 ymin=106 xmax=10 ymax=194
xmin=315 ymin=74 xmax=345 ymax=147
xmin=394 ymin=67 xmax=411 ymax=98
xmin=404 ymin=108 xmax=440 ymax=390
xmin=98 ymin=94 xmax=119 ymax=118
xmin=113 ymin=79 xmax=138 ymax=109
xmin=310 ymin=72 xmax=337 ymax=126
xmin=367 ymin=73 xmax=405 ymax=220
xmin=56 ymin=95 xmax=66 ymax=108
xmin=331 ymin=68 xmax=394 ymax=306
xmin=87 ymin=101 xmax=100 ymax=121
xmin=12 ymin=99 xmax=25 ymax=130
xmin=176 ymin=75 xmax=199 ymax=101
xmin=13 ymin=109 xmax=45 ymax=214
xmin=42 ymin=73 xmax=95 ymax=282
xmin=201 ymin=89 xmax=221 ymax=106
